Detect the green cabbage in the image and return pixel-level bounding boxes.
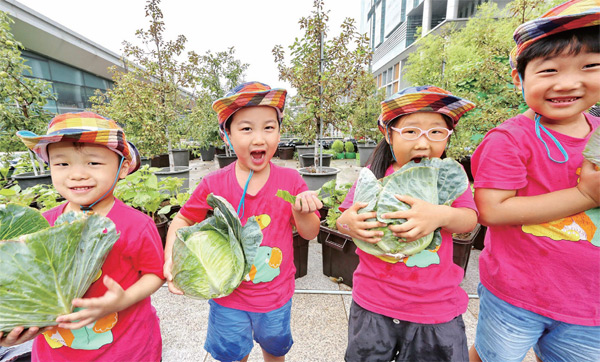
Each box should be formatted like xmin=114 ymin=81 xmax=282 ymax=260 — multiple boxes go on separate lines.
xmin=171 ymin=194 xmax=262 ymax=299
xmin=353 ymin=158 xmax=469 ymax=261
xmin=583 ymin=127 xmax=600 ymax=167
xmin=0 ymin=204 xmax=119 ymax=331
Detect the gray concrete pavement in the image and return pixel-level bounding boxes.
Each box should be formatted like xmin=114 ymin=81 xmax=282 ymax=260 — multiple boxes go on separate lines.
xmin=154 ymin=157 xmax=535 ymax=362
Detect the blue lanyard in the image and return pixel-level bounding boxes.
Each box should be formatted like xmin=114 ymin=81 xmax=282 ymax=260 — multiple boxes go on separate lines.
xmin=518 ymin=73 xmax=569 ymax=164
xmin=237 ymin=170 xmax=254 ymax=220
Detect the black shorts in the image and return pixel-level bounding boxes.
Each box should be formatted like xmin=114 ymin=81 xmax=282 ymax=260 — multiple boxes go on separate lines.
xmin=345 ymin=301 xmax=468 ymax=362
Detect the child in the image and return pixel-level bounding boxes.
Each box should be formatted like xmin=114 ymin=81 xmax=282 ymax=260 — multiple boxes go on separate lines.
xmin=336 ymin=85 xmax=478 ymax=361
xmin=469 ymin=1 xmax=600 ymax=361
xmin=0 ymin=112 xmax=165 ymax=361
xmin=163 ymin=81 xmax=322 ymax=362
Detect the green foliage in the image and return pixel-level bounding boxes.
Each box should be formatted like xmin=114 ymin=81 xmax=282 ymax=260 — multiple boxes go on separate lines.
xmin=331 ymin=140 xmax=344 ymax=153
xmin=0 ymin=183 xmax=62 ymax=212
xmin=0 ymin=11 xmax=54 ymax=154
xmin=344 ymin=141 xmax=354 ymax=153
xmin=348 ymin=72 xmax=385 ymax=143
xmin=0 ymin=205 xmax=118 ymax=331
xmin=273 ymin=0 xmax=372 ymax=146
xmin=403 ymin=0 xmax=562 ymax=158
xmin=317 ymin=179 xmax=352 ymax=229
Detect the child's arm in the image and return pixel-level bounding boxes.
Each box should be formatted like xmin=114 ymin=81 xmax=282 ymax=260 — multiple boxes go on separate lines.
xmin=163 ymin=213 xmax=196 ymax=295
xmin=292 ymin=191 xmax=323 ymax=240
xmin=383 ymin=195 xmax=478 ymax=241
xmin=0 ymin=326 xmax=51 ymax=347
xmin=55 ymin=273 xmax=163 ymax=330
xmin=336 ymin=203 xmax=387 ymax=243
xmin=476 ymin=160 xmax=600 ymax=226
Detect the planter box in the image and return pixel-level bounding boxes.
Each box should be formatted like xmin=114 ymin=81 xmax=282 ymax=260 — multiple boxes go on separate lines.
xmin=298 ymin=167 xmax=340 ymax=191
xmin=473 ymin=224 xmax=486 ymax=250
xmin=216 ymin=154 xmax=237 ymax=168
xmin=345 ymin=152 xmax=356 ymax=159
xmin=357 ymin=144 xmax=376 ymax=167
xmin=292 ymin=232 xmax=309 ymax=279
xmin=452 ymin=223 xmax=481 ymax=276
xmin=335 ymin=152 xmax=345 ymax=159
xmin=278 ymin=146 xmax=295 ymax=160
xmin=12 ymin=172 xmax=52 ymax=189
xmin=151 ymin=153 xmax=169 ymax=168
xmin=299 ymin=153 xmax=332 ymax=168
xmin=318 ymin=223 xmax=358 ymax=287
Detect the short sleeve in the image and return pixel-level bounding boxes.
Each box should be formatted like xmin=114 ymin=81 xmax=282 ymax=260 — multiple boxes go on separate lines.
xmin=471 ymin=129 xmax=529 ymax=191
xmin=133 ymin=218 xmax=165 ymax=279
xmin=180 ymin=177 xmax=210 ymax=223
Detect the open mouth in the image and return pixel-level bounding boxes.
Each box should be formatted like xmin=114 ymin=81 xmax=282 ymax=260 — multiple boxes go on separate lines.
xmin=250 ymin=151 xmax=266 ymax=165
xmin=411 ymin=157 xmax=426 ymax=163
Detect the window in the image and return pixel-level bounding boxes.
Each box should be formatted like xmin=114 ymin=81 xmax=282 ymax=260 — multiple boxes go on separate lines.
xmin=49 ymin=61 xmax=83 ymax=85
xmin=83 ymin=73 xmax=108 ymax=89
xmin=53 ymin=83 xmax=84 ymax=111
xmin=22 ymin=55 xmax=51 ymax=79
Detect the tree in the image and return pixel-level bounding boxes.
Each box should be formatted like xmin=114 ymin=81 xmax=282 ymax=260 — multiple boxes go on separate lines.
xmin=273 ymin=0 xmax=372 ymax=167
xmin=403 ymin=0 xmax=563 ymax=159
xmin=91 ymin=0 xmax=198 ymax=171
xmin=347 ymin=71 xmax=385 ymax=144
xmin=0 ymin=11 xmax=54 ymax=171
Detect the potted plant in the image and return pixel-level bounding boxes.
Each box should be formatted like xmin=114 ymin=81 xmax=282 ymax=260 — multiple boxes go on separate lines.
xmin=344 ymin=141 xmax=356 ymax=159
xmin=0 ymin=11 xmax=55 ymax=185
xmin=273 ymin=0 xmax=371 ymax=189
xmin=331 ymin=140 xmax=345 ymax=159
xmin=11 ymin=153 xmax=52 ymax=189
xmin=313 ymin=180 xmax=357 ymax=287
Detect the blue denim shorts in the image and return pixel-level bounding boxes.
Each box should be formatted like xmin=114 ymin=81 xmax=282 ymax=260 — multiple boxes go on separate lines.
xmin=204 ymin=298 xmax=293 ymax=362
xmin=474 ymin=283 xmax=600 ymax=362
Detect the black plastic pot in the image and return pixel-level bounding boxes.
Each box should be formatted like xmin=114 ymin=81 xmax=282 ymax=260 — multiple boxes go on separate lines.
xmin=299 ymin=153 xmax=332 ymax=168
xmin=278 ymin=146 xmax=295 ymax=160
xmin=155 ymin=214 xmax=169 ymax=248
xmin=357 ymin=143 xmax=376 ymax=167
xmin=292 ymin=232 xmax=309 ymax=279
xmin=298 ymin=167 xmax=340 ymax=191
xmin=198 ymin=146 xmax=215 ymax=161
xmin=151 ymin=153 xmax=169 ymax=168
xmin=318 ymin=223 xmax=358 ymax=287
xmin=216 ymin=154 xmax=237 ymax=168
xmin=452 ymin=223 xmax=481 ymax=276
xmin=12 ymin=172 xmax=52 ymax=189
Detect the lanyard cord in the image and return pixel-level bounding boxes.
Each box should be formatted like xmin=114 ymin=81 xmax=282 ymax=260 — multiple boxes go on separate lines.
xmin=80 ymin=156 xmax=125 ymax=213
xmin=237 ymin=170 xmax=254 ymax=220
xmin=518 ymin=73 xmax=569 ymax=164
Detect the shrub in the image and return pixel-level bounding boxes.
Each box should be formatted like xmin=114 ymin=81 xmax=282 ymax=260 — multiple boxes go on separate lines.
xmin=332 ymin=140 xmax=344 ymax=153
xmin=344 ymin=141 xmax=355 ymax=153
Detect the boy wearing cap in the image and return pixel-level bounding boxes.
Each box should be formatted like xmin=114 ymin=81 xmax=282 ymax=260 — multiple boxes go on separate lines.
xmin=470 ymin=1 xmax=600 ymax=361
xmin=163 ymin=82 xmax=321 ymax=361
xmin=0 ymin=112 xmax=165 ymax=362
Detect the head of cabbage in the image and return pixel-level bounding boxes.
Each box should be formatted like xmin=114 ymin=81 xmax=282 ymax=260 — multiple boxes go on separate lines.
xmin=171 ymin=194 xmax=262 ymax=299
xmin=352 ymin=158 xmax=469 ymax=262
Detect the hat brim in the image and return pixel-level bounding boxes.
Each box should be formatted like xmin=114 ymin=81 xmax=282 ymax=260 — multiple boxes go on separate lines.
xmin=17 ymin=130 xmax=140 ymax=174
xmin=212 ymin=88 xmax=287 ymax=124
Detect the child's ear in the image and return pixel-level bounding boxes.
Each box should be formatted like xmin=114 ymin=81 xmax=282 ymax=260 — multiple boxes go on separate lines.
xmin=511 ymin=69 xmax=522 ymax=91
xmin=118 ymin=160 xmax=131 ymax=180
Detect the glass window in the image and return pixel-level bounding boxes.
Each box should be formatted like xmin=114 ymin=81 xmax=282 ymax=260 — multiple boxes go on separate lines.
xmin=53 ymin=83 xmax=84 ymax=110
xmin=375 ymin=2 xmax=382 ymax=44
xmin=385 ymin=0 xmax=402 ymax=35
xmin=49 ymin=61 xmax=83 ymax=85
xmin=22 ymin=55 xmax=51 ymax=79
xmin=83 ymin=73 xmax=108 ymax=89
xmin=388 ymin=67 xmax=393 ymax=83
xmin=43 ymin=98 xmax=59 ymax=114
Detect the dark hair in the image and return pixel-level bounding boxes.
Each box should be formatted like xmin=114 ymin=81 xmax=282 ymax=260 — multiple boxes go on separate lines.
xmin=367 ymin=113 xmax=453 ymax=179
xmin=517 ymin=25 xmax=600 ymax=78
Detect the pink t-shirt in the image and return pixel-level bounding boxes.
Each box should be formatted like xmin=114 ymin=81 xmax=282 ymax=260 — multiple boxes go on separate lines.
xmin=32 ymin=199 xmax=165 ymax=362
xmin=471 ymin=113 xmax=600 ymax=326
xmin=180 ymin=161 xmax=308 ymax=313
xmin=340 ymin=164 xmax=478 ymax=324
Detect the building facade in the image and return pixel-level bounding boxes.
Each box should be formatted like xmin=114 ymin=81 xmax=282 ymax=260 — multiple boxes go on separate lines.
xmin=0 ymin=0 xmax=123 ymax=114
xmin=361 ymin=0 xmax=510 ymax=97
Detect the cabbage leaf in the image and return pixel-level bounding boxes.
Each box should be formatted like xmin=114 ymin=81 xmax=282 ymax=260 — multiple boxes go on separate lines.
xmin=0 ymin=204 xmax=119 ymax=331
xmin=172 ymin=194 xmax=262 ymax=299
xmin=353 ymin=158 xmax=468 ymax=261
xmin=583 ymin=127 xmax=600 ymax=167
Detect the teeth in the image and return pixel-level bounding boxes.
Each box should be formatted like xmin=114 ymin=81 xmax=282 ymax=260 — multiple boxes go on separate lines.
xmin=550 ymin=98 xmax=577 ymax=103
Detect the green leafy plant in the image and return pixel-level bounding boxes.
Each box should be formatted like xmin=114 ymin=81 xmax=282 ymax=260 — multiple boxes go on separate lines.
xmin=344 ymin=141 xmax=355 ymax=153
xmin=352 ymin=158 xmax=468 ymax=261
xmin=0 ymin=204 xmax=119 ymax=331
xmin=171 ymin=194 xmax=262 ymax=299
xmin=331 ymin=140 xmax=344 ymax=154
xmin=114 ymin=165 xmax=168 ymax=222
xmin=316 ymin=179 xmax=351 ymax=228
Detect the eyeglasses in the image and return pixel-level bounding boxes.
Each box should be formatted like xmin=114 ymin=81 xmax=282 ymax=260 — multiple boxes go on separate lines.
xmin=390 ymin=126 xmax=453 ymax=142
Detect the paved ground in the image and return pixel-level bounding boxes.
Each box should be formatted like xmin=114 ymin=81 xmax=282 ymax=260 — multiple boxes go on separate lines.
xmin=154 ymin=156 xmax=535 ymax=361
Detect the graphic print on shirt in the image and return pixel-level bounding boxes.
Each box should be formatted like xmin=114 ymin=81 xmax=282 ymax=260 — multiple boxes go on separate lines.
xmin=375 ymin=244 xmax=441 ymax=268
xmin=43 ymin=270 xmax=118 ymax=350
xmin=247 ymin=214 xmax=282 ymax=283
xmin=522 ymin=168 xmax=599 ymax=247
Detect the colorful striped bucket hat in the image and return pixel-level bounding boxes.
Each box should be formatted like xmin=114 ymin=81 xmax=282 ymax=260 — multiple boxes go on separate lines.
xmin=17 ymin=112 xmax=140 ymax=174
xmin=377 ymin=85 xmax=475 ymax=134
xmin=509 ymin=0 xmax=600 ymax=69
xmin=212 ymin=81 xmax=287 ymax=141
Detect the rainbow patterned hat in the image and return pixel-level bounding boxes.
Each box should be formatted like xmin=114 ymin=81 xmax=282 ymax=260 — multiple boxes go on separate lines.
xmin=510 ymin=0 xmax=600 ymax=69
xmin=212 ymin=81 xmax=287 ymax=141
xmin=377 ymin=85 xmax=475 ymax=134
xmin=17 ymin=112 xmax=140 ymax=174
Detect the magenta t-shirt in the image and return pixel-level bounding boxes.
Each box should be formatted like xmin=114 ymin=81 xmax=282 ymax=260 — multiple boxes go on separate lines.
xmin=340 ymin=164 xmax=477 ymax=324
xmin=472 ymin=113 xmax=600 ymax=326
xmin=32 ymin=199 xmax=165 ymax=362
xmin=180 ymin=161 xmax=309 ymax=313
